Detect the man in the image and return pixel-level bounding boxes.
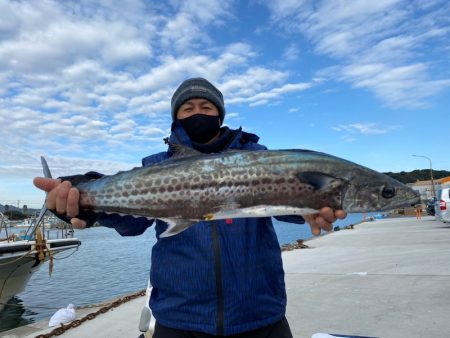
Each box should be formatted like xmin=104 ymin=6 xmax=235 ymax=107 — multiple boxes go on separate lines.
xmin=34 ymin=78 xmax=346 ymax=337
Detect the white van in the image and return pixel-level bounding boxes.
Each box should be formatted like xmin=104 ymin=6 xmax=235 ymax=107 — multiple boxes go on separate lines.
xmin=435 ymin=187 xmax=450 ymax=223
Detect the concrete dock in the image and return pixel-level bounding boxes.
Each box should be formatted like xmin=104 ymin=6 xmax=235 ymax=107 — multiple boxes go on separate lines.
xmin=2 ymin=216 xmax=449 ymax=337
xmin=283 ymin=216 xmax=450 ymax=338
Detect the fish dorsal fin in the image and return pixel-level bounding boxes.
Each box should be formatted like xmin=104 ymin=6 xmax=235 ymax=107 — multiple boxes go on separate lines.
xmin=169 ymin=143 xmax=202 ymax=159
xmin=296 ymin=171 xmax=341 ymax=190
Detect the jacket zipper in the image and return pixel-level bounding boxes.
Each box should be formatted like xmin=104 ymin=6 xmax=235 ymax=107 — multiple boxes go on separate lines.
xmin=211 ymin=222 xmax=224 ymax=336
xmin=170 ymin=128 xmax=232 ymax=334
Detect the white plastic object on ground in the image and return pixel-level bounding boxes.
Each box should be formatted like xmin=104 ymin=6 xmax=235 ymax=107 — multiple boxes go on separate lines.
xmin=48 ymin=304 xmax=76 ymax=327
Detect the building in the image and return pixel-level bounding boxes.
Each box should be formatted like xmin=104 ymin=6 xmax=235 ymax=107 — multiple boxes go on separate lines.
xmin=408 ymin=176 xmax=450 ymax=201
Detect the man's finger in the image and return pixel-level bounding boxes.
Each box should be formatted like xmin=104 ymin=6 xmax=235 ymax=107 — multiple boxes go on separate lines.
xmin=335 ymin=210 xmax=347 ymax=220
xmin=46 ymin=183 xmax=60 ymax=210
xmin=71 ymin=218 xmax=86 ymax=229
xmin=310 ymin=224 xmax=321 ymax=236
xmin=33 ymin=177 xmax=61 ymax=192
xmin=315 ymin=216 xmax=333 ymax=232
xmin=66 ymin=188 xmax=80 ymax=218
xmin=319 ymin=207 xmax=335 ymax=223
xmin=55 ymin=181 xmax=72 ymax=214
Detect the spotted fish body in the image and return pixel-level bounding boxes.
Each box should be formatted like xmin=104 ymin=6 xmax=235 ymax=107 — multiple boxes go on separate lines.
xmin=76 ymin=146 xmax=419 ymax=237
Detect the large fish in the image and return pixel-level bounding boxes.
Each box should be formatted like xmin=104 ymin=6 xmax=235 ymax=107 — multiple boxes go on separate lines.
xmin=62 ymin=145 xmax=419 ymax=237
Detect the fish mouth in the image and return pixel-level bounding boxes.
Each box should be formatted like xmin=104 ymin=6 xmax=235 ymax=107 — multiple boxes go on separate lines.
xmin=407 ymin=194 xmax=421 ymax=207
xmin=385 ymin=193 xmax=421 ymax=210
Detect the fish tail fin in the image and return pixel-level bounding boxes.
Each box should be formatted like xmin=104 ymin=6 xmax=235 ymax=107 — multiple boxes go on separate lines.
xmin=40 ymin=156 xmax=53 ymax=179
xmin=30 ymin=157 xmax=53 ymax=233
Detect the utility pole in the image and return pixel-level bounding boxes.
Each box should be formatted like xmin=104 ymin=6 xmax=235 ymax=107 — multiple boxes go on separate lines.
xmin=412 ymin=155 xmax=436 ymax=198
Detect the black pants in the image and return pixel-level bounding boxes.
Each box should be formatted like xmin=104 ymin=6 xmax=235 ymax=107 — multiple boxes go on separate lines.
xmin=152 ymin=317 xmax=293 ymax=338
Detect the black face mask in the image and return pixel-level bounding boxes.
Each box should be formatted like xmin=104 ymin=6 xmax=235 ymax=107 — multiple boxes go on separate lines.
xmin=179 ymin=114 xmax=221 ymax=143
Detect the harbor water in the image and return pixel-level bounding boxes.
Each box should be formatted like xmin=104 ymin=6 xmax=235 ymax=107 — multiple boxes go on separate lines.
xmin=0 ymin=212 xmax=377 ymax=332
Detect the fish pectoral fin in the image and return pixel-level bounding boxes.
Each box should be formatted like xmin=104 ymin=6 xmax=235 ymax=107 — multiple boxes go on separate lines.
xmin=159 ymin=219 xmax=197 ymax=238
xmin=296 ymin=171 xmax=346 ymax=191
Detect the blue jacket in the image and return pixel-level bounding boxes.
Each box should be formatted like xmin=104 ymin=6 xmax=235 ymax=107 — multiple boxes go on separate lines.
xmin=98 ymin=124 xmax=305 ymax=336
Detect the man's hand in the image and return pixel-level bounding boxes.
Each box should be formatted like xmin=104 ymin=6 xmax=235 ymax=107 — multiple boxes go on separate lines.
xmin=33 ymin=177 xmax=87 ymax=229
xmin=303 ymin=207 xmax=347 ymax=236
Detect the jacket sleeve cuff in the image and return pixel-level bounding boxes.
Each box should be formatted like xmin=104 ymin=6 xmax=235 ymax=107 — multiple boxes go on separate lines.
xmin=97 ymin=214 xmax=154 ymax=236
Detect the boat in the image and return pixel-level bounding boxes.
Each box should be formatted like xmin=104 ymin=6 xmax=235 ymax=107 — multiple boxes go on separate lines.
xmin=0 ymin=211 xmax=81 ymax=311
xmin=1 ymin=157 xmax=82 ymax=311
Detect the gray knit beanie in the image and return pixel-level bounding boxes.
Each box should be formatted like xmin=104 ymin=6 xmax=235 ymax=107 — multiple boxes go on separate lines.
xmin=171 ymin=78 xmax=225 ymax=124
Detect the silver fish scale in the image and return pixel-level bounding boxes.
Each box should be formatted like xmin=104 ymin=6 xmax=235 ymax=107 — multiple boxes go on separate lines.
xmin=76 ymin=149 xmax=419 ymax=222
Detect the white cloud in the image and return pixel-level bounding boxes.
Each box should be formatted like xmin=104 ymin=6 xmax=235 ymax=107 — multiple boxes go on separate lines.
xmin=159 ymin=0 xmax=233 ymax=51
xmin=282 ymin=44 xmax=300 ymax=61
xmin=0 ymin=0 xmax=268 ymax=169
xmin=332 ymin=122 xmax=401 ymax=136
xmin=226 ymin=112 xmax=239 ymax=119
xmin=228 ymin=80 xmax=312 ymax=106
xmin=222 ymin=67 xmax=288 ymax=99
xmin=264 ymin=0 xmax=450 ymax=107
xmin=0 ymin=5 xmax=154 ymax=75
xmin=340 ymin=63 xmax=450 ymax=108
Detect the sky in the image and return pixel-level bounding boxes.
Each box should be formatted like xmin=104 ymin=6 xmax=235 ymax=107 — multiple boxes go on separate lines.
xmin=1 ymin=0 xmax=449 ymax=208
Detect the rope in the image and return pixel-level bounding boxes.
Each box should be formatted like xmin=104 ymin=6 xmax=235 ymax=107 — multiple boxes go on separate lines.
xmin=52 ymin=248 xmax=79 ymax=260
xmin=44 ymin=240 xmax=54 ymax=277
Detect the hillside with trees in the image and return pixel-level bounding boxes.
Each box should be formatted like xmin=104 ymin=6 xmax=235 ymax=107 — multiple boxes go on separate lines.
xmin=0 ymin=204 xmax=38 ymax=220
xmin=384 ymin=169 xmax=450 ymax=184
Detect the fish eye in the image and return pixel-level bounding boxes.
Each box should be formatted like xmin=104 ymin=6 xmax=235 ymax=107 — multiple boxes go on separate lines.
xmin=381 ymin=186 xmax=396 ymax=199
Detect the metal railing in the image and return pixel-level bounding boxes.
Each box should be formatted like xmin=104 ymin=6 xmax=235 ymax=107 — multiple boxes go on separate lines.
xmin=1 ymin=211 xmax=75 ymax=243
